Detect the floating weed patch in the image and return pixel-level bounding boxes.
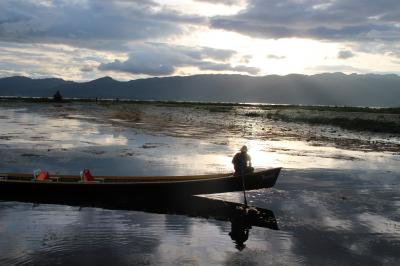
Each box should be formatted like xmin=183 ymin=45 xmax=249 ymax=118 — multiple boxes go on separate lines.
xmin=273 ymin=114 xmax=400 ymax=134
xmin=200 ymin=105 xmax=234 ymax=113
xmin=244 ymin=112 xmax=262 ymax=117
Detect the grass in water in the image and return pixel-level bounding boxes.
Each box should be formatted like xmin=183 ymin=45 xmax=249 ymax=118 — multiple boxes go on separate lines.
xmin=273 ymin=115 xmax=400 ymax=134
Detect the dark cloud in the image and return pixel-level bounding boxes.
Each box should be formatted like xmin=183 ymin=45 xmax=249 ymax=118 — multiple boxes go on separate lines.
xmin=201 ymin=47 xmax=236 ymax=62
xmin=210 ymin=0 xmax=400 ymax=42
xmin=0 ymin=0 xmax=204 ymax=50
xmin=197 ymin=61 xmax=259 ymax=74
xmin=80 ymin=66 xmax=94 ymax=72
xmin=98 ymin=44 xmax=259 ymax=75
xmin=1 ymin=0 xmax=397 ymax=78
xmin=337 ymin=50 xmax=355 ymax=59
xmin=352 ymin=42 xmax=400 ymax=59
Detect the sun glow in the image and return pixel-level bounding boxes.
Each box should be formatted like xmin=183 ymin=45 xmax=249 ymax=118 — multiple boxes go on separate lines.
xmin=1 ymin=0 xmax=399 ymax=80
xmin=178 ymin=29 xmax=342 ymax=75
xmin=155 ymin=0 xmax=248 ymax=16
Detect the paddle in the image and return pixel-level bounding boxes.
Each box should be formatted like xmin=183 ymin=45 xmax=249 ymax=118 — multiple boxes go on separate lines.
xmin=240 ymin=170 xmax=248 ymax=206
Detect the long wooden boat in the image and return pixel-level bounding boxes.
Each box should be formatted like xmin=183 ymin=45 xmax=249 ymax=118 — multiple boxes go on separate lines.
xmin=0 ymin=168 xmax=281 ymax=202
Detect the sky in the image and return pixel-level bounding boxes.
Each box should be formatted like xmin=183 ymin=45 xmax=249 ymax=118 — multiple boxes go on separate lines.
xmin=0 ymin=0 xmax=399 ymax=81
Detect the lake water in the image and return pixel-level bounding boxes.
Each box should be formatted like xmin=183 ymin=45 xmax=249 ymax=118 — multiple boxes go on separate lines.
xmin=0 ymin=101 xmax=399 ymax=265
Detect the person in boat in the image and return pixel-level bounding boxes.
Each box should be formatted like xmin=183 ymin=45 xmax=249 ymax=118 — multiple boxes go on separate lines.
xmin=232 ymin=145 xmax=254 ymax=175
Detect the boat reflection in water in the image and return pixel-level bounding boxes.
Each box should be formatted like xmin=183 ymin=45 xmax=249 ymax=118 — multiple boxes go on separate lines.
xmin=6 ymin=194 xmax=279 ymax=250
xmin=79 ymin=195 xmax=278 ymax=250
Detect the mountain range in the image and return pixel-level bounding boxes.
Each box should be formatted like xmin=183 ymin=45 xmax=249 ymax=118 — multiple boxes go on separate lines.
xmin=0 ymin=73 xmax=399 ymax=107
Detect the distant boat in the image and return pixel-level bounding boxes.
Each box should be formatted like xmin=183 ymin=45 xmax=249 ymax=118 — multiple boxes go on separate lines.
xmin=0 ymin=168 xmax=281 ymax=202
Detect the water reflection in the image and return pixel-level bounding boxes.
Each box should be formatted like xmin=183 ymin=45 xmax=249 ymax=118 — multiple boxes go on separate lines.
xmin=0 ymin=106 xmax=128 ymax=150
xmin=229 ymin=208 xmax=251 ymax=250
xmin=1 ymin=104 xmax=399 ymax=177
xmin=1 ymin=102 xmax=400 ymax=264
xmin=1 ymin=169 xmax=399 ymax=265
xmin=0 ymin=196 xmax=279 ymax=264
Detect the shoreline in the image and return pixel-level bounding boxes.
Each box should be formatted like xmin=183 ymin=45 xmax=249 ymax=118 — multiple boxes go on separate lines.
xmin=1 ymin=96 xmax=399 ymax=112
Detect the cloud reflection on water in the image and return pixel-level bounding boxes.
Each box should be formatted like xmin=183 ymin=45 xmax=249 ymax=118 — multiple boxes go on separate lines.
xmin=1 ymin=102 xmax=399 ymax=175
xmin=1 ymin=102 xmax=400 ymax=265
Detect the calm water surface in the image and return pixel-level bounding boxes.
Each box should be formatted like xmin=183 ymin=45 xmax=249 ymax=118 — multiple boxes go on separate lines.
xmin=0 ymin=102 xmax=399 ymax=265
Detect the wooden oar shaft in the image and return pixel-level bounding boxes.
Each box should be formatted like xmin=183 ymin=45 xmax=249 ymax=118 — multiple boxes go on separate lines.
xmin=241 ymin=171 xmax=248 ymax=206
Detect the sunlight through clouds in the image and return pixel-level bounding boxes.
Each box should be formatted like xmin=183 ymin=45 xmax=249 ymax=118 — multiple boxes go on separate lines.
xmin=0 ymin=0 xmax=399 ymax=80
xmin=155 ymin=0 xmax=248 ymax=16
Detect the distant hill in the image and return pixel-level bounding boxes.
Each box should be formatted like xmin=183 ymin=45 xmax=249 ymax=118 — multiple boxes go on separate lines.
xmin=0 ymin=73 xmax=399 ymax=107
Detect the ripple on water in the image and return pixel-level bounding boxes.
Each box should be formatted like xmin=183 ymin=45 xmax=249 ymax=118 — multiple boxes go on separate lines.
xmin=1 ymin=103 xmax=400 ymax=265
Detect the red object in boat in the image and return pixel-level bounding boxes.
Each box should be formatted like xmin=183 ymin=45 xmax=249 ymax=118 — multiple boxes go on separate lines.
xmin=82 ymin=169 xmax=95 ymax=182
xmin=36 ymin=171 xmax=49 ymax=181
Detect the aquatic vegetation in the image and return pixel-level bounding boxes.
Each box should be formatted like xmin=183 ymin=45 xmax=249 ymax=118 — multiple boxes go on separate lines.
xmin=259 ymin=104 xmax=400 ymax=114
xmin=199 ymin=105 xmax=234 ymax=113
xmin=110 ymin=109 xmax=142 ymax=122
xmin=1 ymin=98 xmax=399 ymax=154
xmin=244 ymin=112 xmax=262 ymax=117
xmin=269 ymin=113 xmax=400 ymax=134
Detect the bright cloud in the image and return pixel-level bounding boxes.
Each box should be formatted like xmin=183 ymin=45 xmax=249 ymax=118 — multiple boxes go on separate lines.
xmin=0 ymin=0 xmax=399 ymax=80
xmin=98 ymin=43 xmax=259 ymax=75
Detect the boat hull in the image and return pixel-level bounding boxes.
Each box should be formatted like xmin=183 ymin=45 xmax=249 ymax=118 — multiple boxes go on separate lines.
xmin=0 ymin=168 xmax=281 ymax=202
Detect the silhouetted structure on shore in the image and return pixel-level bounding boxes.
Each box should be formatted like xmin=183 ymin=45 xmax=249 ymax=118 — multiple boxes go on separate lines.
xmin=53 ymin=90 xmax=63 ymax=102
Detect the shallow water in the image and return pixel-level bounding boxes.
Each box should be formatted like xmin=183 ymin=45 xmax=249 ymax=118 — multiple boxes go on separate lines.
xmin=0 ymin=102 xmax=399 ymax=265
